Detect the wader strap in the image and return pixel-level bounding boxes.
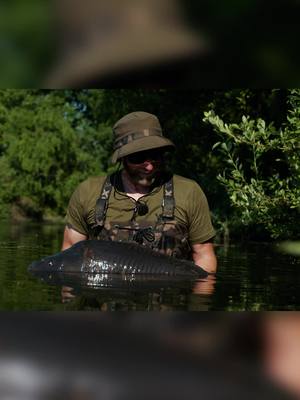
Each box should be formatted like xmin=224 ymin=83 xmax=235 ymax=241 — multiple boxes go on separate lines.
xmin=162 ymin=178 xmax=175 ymax=219
xmin=93 ymin=176 xmax=113 ymax=228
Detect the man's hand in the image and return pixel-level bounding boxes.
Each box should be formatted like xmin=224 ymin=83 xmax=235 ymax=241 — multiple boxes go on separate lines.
xmin=61 ymin=226 xmax=86 ymax=304
xmin=61 ymin=286 xmax=76 ymax=303
xmin=191 ymin=242 xmax=217 ymax=274
xmin=192 ymin=274 xmax=216 ymax=296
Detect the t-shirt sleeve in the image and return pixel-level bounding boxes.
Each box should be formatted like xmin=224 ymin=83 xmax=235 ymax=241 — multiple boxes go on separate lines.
xmin=66 ymin=182 xmax=89 ymax=235
xmin=187 ymin=183 xmax=216 ymax=245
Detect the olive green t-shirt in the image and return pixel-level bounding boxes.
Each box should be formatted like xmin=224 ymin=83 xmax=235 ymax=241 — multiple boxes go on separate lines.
xmin=66 ymin=173 xmax=215 ymax=245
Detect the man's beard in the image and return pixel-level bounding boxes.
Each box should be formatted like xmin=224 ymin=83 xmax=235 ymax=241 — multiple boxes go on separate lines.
xmin=123 ymin=164 xmax=159 ymax=188
xmin=126 ymin=169 xmax=156 ymax=187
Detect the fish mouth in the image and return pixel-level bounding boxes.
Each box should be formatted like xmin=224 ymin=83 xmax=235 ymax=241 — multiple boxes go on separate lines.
xmin=28 ymin=260 xmax=39 ymax=273
xmin=28 ymin=259 xmax=53 ymax=274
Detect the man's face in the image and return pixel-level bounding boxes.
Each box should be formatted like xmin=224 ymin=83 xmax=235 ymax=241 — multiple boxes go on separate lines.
xmin=123 ymin=148 xmax=164 ymax=187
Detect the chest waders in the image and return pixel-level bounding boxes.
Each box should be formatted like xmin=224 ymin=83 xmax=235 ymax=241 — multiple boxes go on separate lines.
xmin=91 ymin=176 xmax=191 ymax=259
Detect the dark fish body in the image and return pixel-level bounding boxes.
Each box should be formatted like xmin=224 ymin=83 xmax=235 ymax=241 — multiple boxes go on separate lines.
xmin=28 ymin=240 xmax=208 ymax=284
xmin=29 ymin=270 xmax=198 ymax=292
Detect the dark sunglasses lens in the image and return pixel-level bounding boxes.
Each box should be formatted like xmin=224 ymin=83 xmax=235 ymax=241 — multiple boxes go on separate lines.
xmin=127 ymin=151 xmax=162 ymax=164
xmin=127 ymin=154 xmax=145 ymax=164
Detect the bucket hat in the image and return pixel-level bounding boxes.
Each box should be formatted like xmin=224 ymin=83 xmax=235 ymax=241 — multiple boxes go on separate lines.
xmin=111 ymin=111 xmax=175 ymax=164
xmin=45 ymin=0 xmax=205 ymax=87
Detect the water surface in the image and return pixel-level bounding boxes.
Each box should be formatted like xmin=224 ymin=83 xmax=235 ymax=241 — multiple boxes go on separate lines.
xmin=0 ymin=222 xmax=299 ymax=311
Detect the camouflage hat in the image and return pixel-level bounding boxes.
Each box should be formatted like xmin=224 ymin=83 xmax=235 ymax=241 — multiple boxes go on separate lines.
xmin=111 ymin=111 xmax=175 ymax=164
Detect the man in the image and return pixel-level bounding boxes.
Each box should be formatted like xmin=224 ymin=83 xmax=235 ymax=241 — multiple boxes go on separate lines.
xmin=62 ymin=111 xmax=217 ymax=273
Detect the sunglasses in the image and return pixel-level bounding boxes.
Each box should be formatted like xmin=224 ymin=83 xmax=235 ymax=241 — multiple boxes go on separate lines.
xmin=126 ymin=150 xmax=163 ymax=165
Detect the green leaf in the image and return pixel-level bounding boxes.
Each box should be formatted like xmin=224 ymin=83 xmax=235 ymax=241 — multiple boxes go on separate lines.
xmin=212 ymin=142 xmax=221 ymax=150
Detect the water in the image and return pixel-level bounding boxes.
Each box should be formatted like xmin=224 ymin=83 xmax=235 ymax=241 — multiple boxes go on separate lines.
xmin=0 ymin=221 xmax=299 ymax=311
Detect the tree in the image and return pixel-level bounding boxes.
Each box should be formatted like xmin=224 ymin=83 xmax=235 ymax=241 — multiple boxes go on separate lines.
xmin=0 ymin=90 xmax=112 ymax=218
xmin=203 ymin=89 xmax=300 ymax=239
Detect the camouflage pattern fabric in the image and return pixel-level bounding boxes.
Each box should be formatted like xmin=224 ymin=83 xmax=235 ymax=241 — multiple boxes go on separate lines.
xmin=66 ymin=173 xmax=216 ymax=259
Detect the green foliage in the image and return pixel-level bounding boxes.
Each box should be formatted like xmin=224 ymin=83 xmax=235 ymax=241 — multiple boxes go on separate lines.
xmin=0 ymin=88 xmax=297 ymax=242
xmin=203 ymin=89 xmax=300 ymax=239
xmin=0 ymin=2 xmax=53 ymax=86
xmin=0 ymin=90 xmax=113 ymax=218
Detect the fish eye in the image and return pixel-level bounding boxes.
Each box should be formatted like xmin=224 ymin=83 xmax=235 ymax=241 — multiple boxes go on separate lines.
xmin=48 ymin=261 xmax=53 ymax=267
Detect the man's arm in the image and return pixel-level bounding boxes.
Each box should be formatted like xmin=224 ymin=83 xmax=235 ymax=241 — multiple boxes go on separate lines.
xmin=61 ymin=225 xmax=87 ymax=250
xmin=191 ymin=242 xmax=217 ymax=274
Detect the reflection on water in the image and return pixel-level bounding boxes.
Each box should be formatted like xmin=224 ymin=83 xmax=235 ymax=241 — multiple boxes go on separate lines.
xmin=59 ymin=277 xmax=214 ymax=311
xmin=0 ymin=221 xmax=299 ymax=310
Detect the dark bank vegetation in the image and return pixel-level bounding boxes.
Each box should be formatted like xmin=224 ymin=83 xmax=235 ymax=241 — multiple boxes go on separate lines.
xmin=0 ymin=89 xmax=299 ymax=242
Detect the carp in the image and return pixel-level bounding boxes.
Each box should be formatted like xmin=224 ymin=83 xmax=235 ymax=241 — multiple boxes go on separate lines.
xmin=28 ymin=240 xmax=208 ymax=288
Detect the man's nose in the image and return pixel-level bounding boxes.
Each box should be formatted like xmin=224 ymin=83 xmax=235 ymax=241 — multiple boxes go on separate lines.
xmin=144 ymin=161 xmax=155 ymax=171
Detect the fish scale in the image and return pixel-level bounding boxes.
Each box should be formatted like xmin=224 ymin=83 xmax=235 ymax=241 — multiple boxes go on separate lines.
xmin=29 ymin=240 xmax=208 ymax=279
